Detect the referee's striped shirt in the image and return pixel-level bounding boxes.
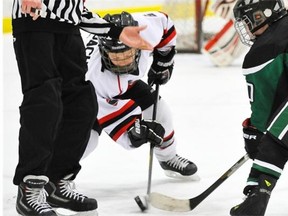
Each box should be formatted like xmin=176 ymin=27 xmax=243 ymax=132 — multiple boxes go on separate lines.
xmin=12 ymin=0 xmax=123 ymax=38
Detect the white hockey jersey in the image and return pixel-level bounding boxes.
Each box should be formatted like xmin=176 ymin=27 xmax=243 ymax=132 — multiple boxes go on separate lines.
xmin=85 ymin=11 xmax=176 ymax=150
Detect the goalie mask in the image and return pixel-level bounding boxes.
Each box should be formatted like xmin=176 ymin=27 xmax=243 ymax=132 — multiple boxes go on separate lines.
xmin=233 ymin=0 xmax=287 ymax=46
xmin=98 ymin=11 xmax=141 ymax=75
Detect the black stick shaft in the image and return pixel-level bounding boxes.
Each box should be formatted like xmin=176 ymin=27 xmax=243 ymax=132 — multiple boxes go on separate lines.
xmin=147 ymin=84 xmax=160 ymax=195
xmin=189 ymin=154 xmax=249 ymax=210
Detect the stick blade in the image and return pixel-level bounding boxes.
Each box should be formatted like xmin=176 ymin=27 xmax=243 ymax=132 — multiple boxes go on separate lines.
xmin=149 ymin=192 xmax=191 ymax=212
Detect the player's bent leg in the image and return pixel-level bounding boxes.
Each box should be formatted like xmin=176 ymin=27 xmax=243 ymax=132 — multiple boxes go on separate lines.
xmin=231 ymin=133 xmax=286 ymax=216
xmin=143 ymin=98 xmax=199 ymax=180
xmin=230 ymin=174 xmax=277 ymax=216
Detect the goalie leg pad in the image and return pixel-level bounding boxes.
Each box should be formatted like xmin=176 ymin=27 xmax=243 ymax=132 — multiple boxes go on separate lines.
xmin=203 ymin=19 xmax=246 ymax=67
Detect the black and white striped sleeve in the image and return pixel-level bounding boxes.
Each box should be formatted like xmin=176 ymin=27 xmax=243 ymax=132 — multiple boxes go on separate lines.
xmin=12 ymin=0 xmax=124 ymax=38
xmin=79 ymin=7 xmax=123 ymax=39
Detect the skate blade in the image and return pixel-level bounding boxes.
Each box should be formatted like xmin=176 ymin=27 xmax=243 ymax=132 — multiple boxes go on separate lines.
xmin=55 ymin=208 xmax=98 ymax=216
xmin=164 ymin=170 xmax=201 ymax=181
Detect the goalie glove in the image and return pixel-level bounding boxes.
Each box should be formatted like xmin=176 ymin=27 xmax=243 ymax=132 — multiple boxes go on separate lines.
xmin=242 ymin=118 xmax=264 ymax=160
xmin=128 ymin=119 xmax=165 ymax=148
xmin=147 ymin=46 xmax=176 ymax=86
xmin=212 ymin=0 xmax=236 ymax=20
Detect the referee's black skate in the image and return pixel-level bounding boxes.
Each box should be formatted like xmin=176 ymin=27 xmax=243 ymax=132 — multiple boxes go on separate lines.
xmin=45 ymin=174 xmax=97 ymax=215
xmin=230 ymin=174 xmax=277 ymax=216
xmin=159 ymin=154 xmax=198 ymax=180
xmin=16 ymin=175 xmax=57 ymax=216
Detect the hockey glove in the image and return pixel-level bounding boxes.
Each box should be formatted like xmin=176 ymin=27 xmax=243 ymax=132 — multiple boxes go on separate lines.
xmin=147 ymin=46 xmax=176 ymax=86
xmin=242 ymin=118 xmax=264 ymax=160
xmin=128 ymin=119 xmax=165 ymax=148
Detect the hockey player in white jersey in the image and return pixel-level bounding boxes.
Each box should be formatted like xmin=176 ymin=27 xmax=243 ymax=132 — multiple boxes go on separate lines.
xmin=84 ymin=11 xmax=198 ymax=179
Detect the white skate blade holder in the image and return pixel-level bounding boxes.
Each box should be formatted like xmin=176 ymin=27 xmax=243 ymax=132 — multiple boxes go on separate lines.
xmin=55 ymin=208 xmax=98 ymax=216
xmin=164 ymin=170 xmax=201 ymax=181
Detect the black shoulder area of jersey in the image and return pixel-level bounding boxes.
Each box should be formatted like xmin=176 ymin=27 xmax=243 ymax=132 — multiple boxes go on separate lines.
xmin=243 ymin=15 xmax=288 ymax=69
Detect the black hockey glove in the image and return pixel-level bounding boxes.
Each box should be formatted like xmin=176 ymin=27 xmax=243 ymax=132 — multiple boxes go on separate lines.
xmin=242 ymin=118 xmax=264 ymax=160
xmin=128 ymin=119 xmax=165 ymax=148
xmin=147 ymin=46 xmax=176 ymax=86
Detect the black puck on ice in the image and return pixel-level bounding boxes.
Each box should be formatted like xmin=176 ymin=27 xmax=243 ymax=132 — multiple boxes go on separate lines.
xmin=134 ymin=195 xmax=147 ymax=212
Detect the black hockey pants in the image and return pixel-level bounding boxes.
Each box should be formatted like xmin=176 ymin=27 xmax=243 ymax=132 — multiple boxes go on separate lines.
xmin=12 ymin=31 xmax=97 ymax=184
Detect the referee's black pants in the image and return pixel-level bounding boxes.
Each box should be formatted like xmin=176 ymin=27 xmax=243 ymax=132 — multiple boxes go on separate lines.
xmin=12 ymin=30 xmax=97 ymax=185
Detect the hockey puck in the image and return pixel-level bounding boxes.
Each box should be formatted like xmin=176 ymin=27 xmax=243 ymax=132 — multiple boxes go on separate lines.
xmin=134 ymin=195 xmax=147 ymax=212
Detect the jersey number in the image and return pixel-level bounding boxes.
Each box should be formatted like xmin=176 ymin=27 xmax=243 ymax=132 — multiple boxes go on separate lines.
xmin=247 ymin=82 xmax=254 ymax=102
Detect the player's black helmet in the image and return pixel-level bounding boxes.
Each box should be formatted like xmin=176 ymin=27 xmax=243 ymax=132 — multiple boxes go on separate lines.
xmin=98 ymin=11 xmax=141 ymax=75
xmin=233 ymin=0 xmax=287 ymax=46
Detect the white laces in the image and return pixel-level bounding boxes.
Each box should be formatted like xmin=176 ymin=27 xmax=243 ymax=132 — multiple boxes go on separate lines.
xmin=167 ymin=155 xmax=190 ymax=171
xmin=26 ymin=186 xmax=52 ymax=213
xmin=59 ymin=179 xmax=86 ymax=202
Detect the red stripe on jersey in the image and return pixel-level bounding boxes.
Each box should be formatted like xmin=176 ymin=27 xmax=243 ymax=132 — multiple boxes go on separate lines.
xmin=163 ymin=130 xmax=174 ymax=142
xmin=112 ymin=117 xmax=137 ymax=141
xmin=99 ymin=100 xmax=136 ymax=125
xmin=155 ymin=27 xmax=176 ymax=48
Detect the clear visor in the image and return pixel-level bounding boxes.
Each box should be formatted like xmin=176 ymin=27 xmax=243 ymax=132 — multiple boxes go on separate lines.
xmin=234 ymin=17 xmax=256 ymax=47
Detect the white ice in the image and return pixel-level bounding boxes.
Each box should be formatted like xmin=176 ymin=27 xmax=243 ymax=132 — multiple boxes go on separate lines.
xmin=3 ymin=34 xmax=288 ymax=216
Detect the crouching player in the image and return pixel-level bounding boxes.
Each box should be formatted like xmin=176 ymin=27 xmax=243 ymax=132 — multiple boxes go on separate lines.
xmin=84 ymin=11 xmax=198 ymax=179
xmin=230 ymin=0 xmax=288 ymax=215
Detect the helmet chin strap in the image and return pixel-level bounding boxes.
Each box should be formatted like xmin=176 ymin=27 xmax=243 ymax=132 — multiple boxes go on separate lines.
xmin=250 ymin=21 xmax=268 ymax=34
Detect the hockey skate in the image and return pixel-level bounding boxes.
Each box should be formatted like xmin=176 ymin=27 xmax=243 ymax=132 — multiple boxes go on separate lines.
xmin=159 ymin=154 xmax=199 ymax=180
xmin=45 ymin=174 xmax=98 ymax=216
xmin=230 ymin=174 xmax=277 ymax=216
xmin=16 ymin=175 xmax=57 ymax=216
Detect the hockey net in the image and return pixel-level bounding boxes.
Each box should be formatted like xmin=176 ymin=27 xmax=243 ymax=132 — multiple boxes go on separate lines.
xmin=161 ymin=0 xmax=208 ymax=53
xmin=162 ymin=0 xmax=226 ymax=53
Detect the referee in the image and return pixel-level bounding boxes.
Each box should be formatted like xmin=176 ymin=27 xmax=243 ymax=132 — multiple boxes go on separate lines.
xmin=11 ymin=0 xmax=152 ymax=215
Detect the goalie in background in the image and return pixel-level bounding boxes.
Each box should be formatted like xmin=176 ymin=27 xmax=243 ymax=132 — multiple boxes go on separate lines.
xmin=202 ymin=0 xmax=247 ymax=67
xmin=83 ymin=11 xmax=198 ymax=180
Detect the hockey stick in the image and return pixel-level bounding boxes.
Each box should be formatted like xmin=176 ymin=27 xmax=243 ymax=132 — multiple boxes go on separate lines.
xmin=147 ymin=83 xmax=160 ymax=195
xmin=134 ymin=83 xmax=160 ymax=211
xmin=149 ymin=153 xmax=250 ymax=212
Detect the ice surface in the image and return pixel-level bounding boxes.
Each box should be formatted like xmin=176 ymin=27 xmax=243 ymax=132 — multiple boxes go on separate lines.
xmin=3 ymin=34 xmax=288 ymax=216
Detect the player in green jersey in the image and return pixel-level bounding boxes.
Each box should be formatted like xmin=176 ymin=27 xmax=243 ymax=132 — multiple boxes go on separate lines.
xmin=230 ymin=0 xmax=288 ymax=215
